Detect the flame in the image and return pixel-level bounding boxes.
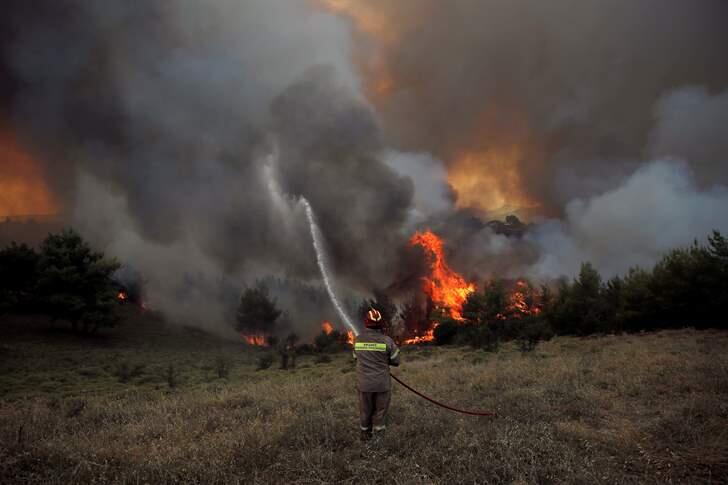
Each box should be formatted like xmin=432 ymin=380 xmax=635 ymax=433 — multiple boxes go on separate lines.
xmin=498 ymin=279 xmax=542 ymax=320
xmin=313 ymin=2 xmax=547 ymax=218
xmin=346 ymin=330 xmax=355 ymax=345
xmin=242 ymin=334 xmax=267 ymax=346
xmin=410 ymin=230 xmax=475 ymax=320
xmin=117 ymin=291 xmax=128 ymax=302
xmin=448 ymin=146 xmax=540 ymax=216
xmin=403 ymin=327 xmax=435 ymax=345
xmin=0 ymin=124 xmax=59 ymax=218
xmin=322 ymin=321 xmax=334 ymax=335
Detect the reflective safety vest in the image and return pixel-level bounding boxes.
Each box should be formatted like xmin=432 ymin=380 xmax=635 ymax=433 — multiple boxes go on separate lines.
xmin=353 ymin=329 xmax=400 ymax=392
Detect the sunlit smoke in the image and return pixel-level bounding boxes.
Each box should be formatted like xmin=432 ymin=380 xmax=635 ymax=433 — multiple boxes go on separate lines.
xmin=0 ymin=125 xmax=59 ymax=218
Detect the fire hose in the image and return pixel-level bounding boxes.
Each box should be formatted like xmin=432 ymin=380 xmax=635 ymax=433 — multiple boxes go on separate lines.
xmin=391 ymin=373 xmax=497 ymax=417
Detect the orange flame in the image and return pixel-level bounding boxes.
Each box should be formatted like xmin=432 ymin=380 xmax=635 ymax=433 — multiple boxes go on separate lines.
xmin=497 ymin=279 xmax=541 ymax=319
xmin=242 ymin=334 xmax=267 ymax=346
xmin=117 ymin=291 xmax=128 ymax=302
xmin=0 ymin=124 xmax=59 ymax=218
xmin=346 ymin=330 xmax=355 ymax=345
xmin=448 ymin=146 xmax=540 ymax=217
xmin=403 ymin=327 xmax=435 ymax=345
xmin=322 ymin=321 xmax=334 ymax=335
xmin=410 ymin=230 xmax=475 ymax=320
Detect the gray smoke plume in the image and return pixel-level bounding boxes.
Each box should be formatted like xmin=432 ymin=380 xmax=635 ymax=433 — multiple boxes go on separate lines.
xmin=333 ymin=0 xmax=728 ymax=213
xmin=326 ymin=0 xmax=728 ymax=281
xmin=2 ymin=1 xmax=728 ymax=332
xmin=1 ymin=1 xmax=413 ymax=333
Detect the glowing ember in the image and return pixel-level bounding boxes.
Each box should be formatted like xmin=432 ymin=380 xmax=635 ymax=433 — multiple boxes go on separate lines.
xmin=117 ymin=291 xmax=128 ymax=302
xmin=403 ymin=327 xmax=435 ymax=345
xmin=322 ymin=321 xmax=334 ymax=335
xmin=242 ymin=334 xmax=267 ymax=346
xmin=410 ymin=230 xmax=475 ymax=320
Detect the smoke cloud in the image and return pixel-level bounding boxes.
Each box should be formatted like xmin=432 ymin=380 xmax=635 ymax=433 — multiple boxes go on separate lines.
xmin=1 ymin=1 xmax=727 ymax=332
xmin=1 ymin=1 xmax=413 ymax=333
xmin=325 ymin=0 xmax=728 ymax=215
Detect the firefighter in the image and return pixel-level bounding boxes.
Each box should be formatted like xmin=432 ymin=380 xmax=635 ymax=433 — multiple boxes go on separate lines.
xmin=353 ymin=308 xmax=400 ymax=441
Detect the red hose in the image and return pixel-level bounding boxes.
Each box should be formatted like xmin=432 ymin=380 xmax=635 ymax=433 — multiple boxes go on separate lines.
xmin=391 ymin=373 xmax=497 ymax=417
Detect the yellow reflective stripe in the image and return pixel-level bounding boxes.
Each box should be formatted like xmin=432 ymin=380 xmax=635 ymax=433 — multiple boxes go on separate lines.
xmin=390 ymin=348 xmax=400 ymax=360
xmin=355 ymin=342 xmax=387 ymax=352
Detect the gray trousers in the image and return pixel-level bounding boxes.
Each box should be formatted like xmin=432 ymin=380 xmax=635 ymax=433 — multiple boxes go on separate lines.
xmin=358 ymin=391 xmax=391 ymax=432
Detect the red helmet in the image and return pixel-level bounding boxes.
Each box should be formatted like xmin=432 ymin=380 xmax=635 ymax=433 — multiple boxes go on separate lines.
xmin=365 ymin=308 xmax=383 ymax=328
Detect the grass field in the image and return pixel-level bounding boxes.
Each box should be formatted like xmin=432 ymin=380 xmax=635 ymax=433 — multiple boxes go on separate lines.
xmin=1 ymin=311 xmax=727 ymax=484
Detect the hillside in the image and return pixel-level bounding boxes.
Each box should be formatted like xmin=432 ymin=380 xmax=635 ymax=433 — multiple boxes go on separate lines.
xmin=1 ymin=314 xmax=727 ymax=484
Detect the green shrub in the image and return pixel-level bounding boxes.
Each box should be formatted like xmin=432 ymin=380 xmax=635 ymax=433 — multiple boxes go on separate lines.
xmin=256 ymin=354 xmax=274 ymax=371
xmin=214 ymin=356 xmax=231 ymax=379
xmin=115 ymin=362 xmax=145 ymax=383
xmin=315 ymin=354 xmax=332 ymax=364
xmin=433 ymin=321 xmax=459 ymax=345
xmin=36 ymin=229 xmax=120 ymax=333
xmin=165 ymin=364 xmax=178 ymax=388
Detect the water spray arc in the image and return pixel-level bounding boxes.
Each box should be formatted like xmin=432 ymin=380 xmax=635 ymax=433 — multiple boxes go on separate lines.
xmin=301 ymin=197 xmax=359 ymax=336
xmin=302 ymin=197 xmax=495 ymax=417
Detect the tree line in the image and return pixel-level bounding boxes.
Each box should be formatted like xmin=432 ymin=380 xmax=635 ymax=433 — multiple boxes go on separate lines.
xmin=0 ymin=229 xmax=120 ymax=333
xmin=4 ymin=228 xmax=725 ymax=345
xmin=430 ymin=230 xmax=728 ymax=350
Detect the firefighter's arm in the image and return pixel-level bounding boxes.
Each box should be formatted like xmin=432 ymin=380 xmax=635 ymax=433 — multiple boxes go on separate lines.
xmin=388 ymin=340 xmax=400 ymax=367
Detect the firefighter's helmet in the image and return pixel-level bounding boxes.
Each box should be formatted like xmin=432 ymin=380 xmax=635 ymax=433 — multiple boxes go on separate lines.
xmin=365 ymin=308 xmax=383 ymax=328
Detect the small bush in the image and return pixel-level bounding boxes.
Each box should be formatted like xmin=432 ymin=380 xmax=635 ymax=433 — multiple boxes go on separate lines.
xmin=458 ymin=325 xmax=500 ymax=352
xmin=516 ymin=317 xmax=553 ymax=353
xmin=214 ymin=356 xmax=231 ymax=379
xmin=256 ymin=354 xmax=274 ymax=371
xmin=315 ymin=354 xmax=332 ymax=364
xmin=65 ymin=399 xmax=87 ymax=418
xmin=165 ymin=364 xmax=178 ymax=388
xmin=434 ymin=321 xmax=459 ymax=345
xmin=115 ymin=362 xmax=145 ymax=383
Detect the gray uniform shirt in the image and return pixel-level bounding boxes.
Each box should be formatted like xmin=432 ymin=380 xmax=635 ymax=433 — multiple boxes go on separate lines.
xmin=353 ymin=328 xmax=400 ymax=392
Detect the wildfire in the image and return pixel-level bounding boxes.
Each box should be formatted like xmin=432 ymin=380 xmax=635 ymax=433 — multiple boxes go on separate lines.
xmin=321 ymin=321 xmax=334 ymax=335
xmin=0 ymin=124 xmax=59 ymax=218
xmin=499 ymin=279 xmax=542 ymax=319
xmin=403 ymin=327 xmax=435 ymax=345
xmin=117 ymin=291 xmax=128 ymax=302
xmin=410 ymin=230 xmax=475 ymax=320
xmin=242 ymin=334 xmax=267 ymax=346
xmin=448 ymin=146 xmax=540 ymax=217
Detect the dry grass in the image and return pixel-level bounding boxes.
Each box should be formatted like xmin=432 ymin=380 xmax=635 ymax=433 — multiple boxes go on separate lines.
xmin=1 ymin=315 xmax=727 ymax=484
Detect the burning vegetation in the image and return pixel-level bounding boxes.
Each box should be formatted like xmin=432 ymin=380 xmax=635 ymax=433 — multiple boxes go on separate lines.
xmin=242 ymin=334 xmax=267 ymax=346
xmin=398 ymin=230 xmax=544 ymax=345
xmin=409 ymin=230 xmax=475 ymax=321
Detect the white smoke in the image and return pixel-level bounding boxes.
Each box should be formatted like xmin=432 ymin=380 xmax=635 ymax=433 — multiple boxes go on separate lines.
xmin=526 ymin=159 xmax=728 ymax=279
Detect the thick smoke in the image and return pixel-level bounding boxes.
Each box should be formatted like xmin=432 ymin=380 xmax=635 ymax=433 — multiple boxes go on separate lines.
xmin=324 ymin=0 xmax=728 ymax=281
xmin=1 ymin=1 xmax=413 ymax=334
xmin=527 ymin=160 xmax=728 ymax=279
xmin=2 ymin=1 xmax=728 ymax=332
xmin=328 ymin=0 xmax=728 ymax=215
